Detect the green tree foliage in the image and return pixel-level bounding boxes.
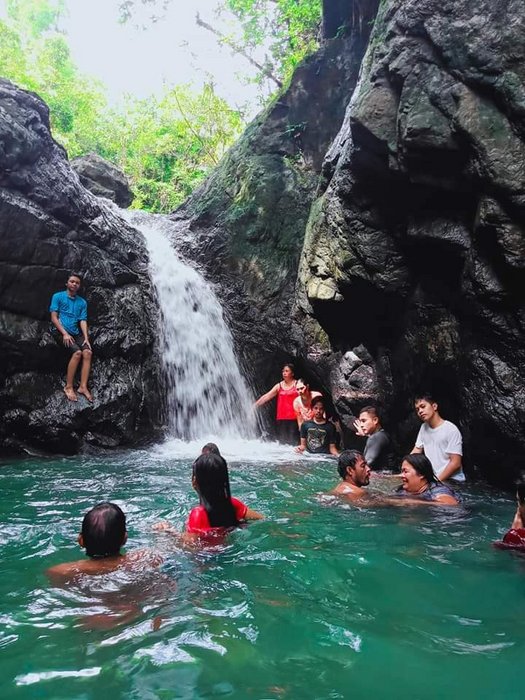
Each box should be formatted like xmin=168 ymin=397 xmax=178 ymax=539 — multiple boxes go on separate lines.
xmin=0 ymin=0 xmax=244 ymax=212
xmin=119 ymin=0 xmax=322 ymax=90
xmin=222 ymin=0 xmax=322 ymax=86
xmin=92 ymin=85 xmax=243 ymax=212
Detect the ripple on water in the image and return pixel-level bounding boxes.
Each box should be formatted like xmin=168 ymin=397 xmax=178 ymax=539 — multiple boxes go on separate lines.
xmin=1 ymin=450 xmax=525 ymax=699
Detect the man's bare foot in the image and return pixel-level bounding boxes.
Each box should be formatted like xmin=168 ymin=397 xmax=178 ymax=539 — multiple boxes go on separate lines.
xmin=78 ymin=387 xmax=93 ymax=402
xmin=64 ymin=386 xmax=77 ymax=402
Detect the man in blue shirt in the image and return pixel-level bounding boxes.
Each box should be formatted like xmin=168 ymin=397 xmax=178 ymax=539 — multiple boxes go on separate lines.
xmin=49 ymin=272 xmax=93 ymax=402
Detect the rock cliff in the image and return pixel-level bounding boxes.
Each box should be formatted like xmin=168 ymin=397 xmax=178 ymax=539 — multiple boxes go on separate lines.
xmin=0 ymin=79 xmax=161 ymax=454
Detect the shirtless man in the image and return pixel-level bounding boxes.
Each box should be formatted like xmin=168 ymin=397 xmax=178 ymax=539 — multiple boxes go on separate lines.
xmin=331 ymin=450 xmax=371 ymax=501
xmin=411 ymin=393 xmax=465 ymax=482
xmin=49 ymin=272 xmax=93 ymax=402
xmin=353 ymin=406 xmax=391 ymax=470
xmin=46 ymin=502 xmax=161 ymax=583
xmin=293 ymin=379 xmax=322 ymax=429
xmin=46 ymin=503 xmax=164 ymax=628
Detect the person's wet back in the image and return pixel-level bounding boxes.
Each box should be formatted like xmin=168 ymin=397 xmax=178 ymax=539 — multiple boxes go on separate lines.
xmin=46 ymin=502 xmax=165 ymax=628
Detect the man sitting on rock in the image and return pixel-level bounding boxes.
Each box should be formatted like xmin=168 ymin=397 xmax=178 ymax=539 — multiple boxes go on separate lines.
xmin=49 ymin=272 xmax=93 ymax=402
xmin=330 ymin=450 xmax=371 ymax=501
xmin=295 ymin=396 xmax=340 ymax=456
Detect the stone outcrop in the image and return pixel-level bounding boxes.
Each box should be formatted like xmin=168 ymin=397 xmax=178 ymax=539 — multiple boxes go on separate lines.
xmin=71 ymin=153 xmax=134 ymax=208
xmin=297 ymin=0 xmax=525 ymax=482
xmin=0 ymin=79 xmax=160 ymax=454
xmin=168 ymin=2 xmax=380 ymax=432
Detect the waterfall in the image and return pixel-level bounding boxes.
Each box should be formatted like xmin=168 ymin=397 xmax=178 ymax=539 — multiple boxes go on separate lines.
xmin=127 ymin=212 xmax=256 ymax=441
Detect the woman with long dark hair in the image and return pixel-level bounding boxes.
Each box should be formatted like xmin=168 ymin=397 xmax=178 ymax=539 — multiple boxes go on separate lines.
xmin=394 ymin=453 xmax=459 ymax=505
xmin=187 ymin=453 xmax=263 ymax=535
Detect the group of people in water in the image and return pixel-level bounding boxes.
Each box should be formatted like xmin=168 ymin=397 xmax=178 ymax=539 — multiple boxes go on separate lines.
xmin=255 ymin=364 xmax=465 ymax=483
xmin=47 ymin=437 xmax=525 ymax=601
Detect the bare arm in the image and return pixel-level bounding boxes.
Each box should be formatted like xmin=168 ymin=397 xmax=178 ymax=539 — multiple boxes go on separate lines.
xmin=411 ymin=446 xmax=424 ymax=454
xmin=329 ymin=443 xmax=340 ymax=457
xmin=79 ymin=319 xmax=91 ymax=348
xmin=244 ymin=507 xmax=264 ymax=520
xmin=294 ymin=438 xmax=306 ymax=453
xmin=254 ymin=383 xmax=279 ymax=407
xmin=436 ymin=454 xmax=462 ymax=481
xmin=511 ymin=506 xmax=524 ymax=530
xmin=50 ymin=311 xmax=74 ymax=347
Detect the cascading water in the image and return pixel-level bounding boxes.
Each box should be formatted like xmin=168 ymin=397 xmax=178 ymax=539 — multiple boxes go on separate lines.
xmin=126 ymin=212 xmax=256 ymax=441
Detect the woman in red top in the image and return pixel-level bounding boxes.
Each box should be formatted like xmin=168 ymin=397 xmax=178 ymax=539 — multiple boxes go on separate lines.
xmin=187 ymin=453 xmax=263 ymax=537
xmin=495 ymin=479 xmax=525 ymax=552
xmin=254 ymin=363 xmax=299 ymax=444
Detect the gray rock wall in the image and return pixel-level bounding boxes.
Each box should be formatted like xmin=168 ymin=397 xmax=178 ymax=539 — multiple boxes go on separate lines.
xmin=297 ymin=0 xmax=525 ymax=481
xmin=0 ymin=79 xmax=161 ymax=454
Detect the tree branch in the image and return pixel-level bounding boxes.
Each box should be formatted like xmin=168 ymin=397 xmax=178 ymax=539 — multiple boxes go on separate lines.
xmin=195 ymin=12 xmax=283 ymax=88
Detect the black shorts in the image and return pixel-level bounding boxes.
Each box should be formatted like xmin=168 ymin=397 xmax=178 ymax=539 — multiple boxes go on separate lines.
xmin=50 ymin=328 xmax=90 ymax=355
xmin=276 ymin=419 xmax=299 ymax=445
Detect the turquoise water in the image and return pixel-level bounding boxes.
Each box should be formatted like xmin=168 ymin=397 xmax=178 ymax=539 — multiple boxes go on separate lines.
xmin=1 ymin=441 xmax=524 ymax=700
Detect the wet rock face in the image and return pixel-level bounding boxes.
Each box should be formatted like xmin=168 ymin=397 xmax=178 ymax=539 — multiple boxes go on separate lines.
xmin=298 ymin=0 xmax=525 ymax=482
xmin=168 ymin=8 xmax=380 ymax=431
xmin=71 ymin=153 xmax=134 ymax=208
xmin=0 ymin=79 xmax=161 ymax=454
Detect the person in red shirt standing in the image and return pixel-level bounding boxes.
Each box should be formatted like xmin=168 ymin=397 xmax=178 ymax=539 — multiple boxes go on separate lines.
xmin=254 ymin=363 xmax=299 ymax=444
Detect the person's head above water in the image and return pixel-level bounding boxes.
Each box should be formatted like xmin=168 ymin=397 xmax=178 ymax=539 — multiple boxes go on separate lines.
xmin=192 ymin=453 xmax=238 ymax=528
xmin=79 ymin=502 xmax=127 ymax=558
xmin=201 ymin=442 xmax=221 ymax=456
xmin=400 ymin=453 xmax=437 ymax=493
xmin=337 ymin=450 xmax=370 ymax=487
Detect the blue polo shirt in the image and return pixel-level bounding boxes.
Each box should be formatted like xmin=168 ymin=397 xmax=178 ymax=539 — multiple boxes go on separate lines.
xmin=49 ymin=291 xmax=88 ymax=335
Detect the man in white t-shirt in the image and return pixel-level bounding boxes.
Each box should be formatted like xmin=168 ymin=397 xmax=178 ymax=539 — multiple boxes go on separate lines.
xmin=411 ymin=394 xmax=465 ymax=482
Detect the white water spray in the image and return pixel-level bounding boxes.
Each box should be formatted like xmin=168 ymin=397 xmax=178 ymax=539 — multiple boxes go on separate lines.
xmin=128 ymin=213 xmax=256 ymax=441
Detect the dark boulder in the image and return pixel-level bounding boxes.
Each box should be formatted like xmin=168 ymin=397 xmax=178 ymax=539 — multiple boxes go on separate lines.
xmin=297 ymin=0 xmax=525 ymax=483
xmin=0 ymin=79 xmax=161 ymax=454
xmin=71 ymin=152 xmax=134 ymax=208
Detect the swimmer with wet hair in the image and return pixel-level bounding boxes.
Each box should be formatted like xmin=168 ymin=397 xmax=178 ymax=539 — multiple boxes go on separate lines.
xmin=201 ymin=442 xmax=221 ymax=456
xmin=330 ymin=450 xmax=371 ymax=501
xmin=47 ymin=502 xmax=161 ymax=582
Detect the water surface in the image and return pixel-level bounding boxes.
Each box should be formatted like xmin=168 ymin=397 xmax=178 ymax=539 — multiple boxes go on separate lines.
xmin=1 ymin=441 xmax=524 ymax=699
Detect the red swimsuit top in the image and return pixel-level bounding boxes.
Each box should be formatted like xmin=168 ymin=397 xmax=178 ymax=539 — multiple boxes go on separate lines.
xmin=186 ymin=497 xmax=248 ymax=534
xmin=494 ymin=528 xmax=525 ymax=552
xmin=276 ymin=382 xmax=299 ymax=421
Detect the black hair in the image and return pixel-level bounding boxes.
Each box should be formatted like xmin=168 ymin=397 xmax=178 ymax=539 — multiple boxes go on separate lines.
xmin=414 ymin=393 xmax=437 ymax=405
xmin=311 ymin=396 xmax=325 ymax=409
xmin=68 ymin=272 xmax=82 ymax=282
xmin=516 ymin=478 xmax=525 ymax=505
xmin=359 ymin=405 xmax=382 ymax=423
xmin=401 ymin=454 xmax=438 ymax=484
xmin=81 ymin=502 xmax=126 ymax=557
xmin=295 ymin=378 xmax=309 ymax=388
xmin=282 ymin=363 xmax=295 ymax=375
xmin=201 ymin=442 xmax=221 ymax=456
xmin=337 ymin=450 xmax=363 ymax=479
xmin=193 ymin=453 xmax=239 ymax=528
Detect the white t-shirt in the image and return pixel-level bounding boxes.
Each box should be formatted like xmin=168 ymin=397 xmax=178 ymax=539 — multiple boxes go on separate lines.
xmin=415 ymin=420 xmax=465 ymax=482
